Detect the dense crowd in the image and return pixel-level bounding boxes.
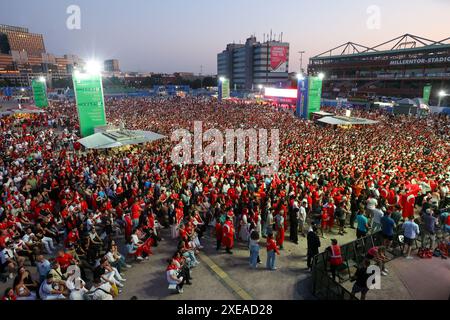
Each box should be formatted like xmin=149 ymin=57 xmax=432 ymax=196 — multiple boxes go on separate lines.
xmin=0 ymin=96 xmax=449 ymax=300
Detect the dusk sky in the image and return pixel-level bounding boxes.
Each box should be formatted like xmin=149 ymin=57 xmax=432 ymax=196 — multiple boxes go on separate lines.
xmin=1 ymin=0 xmax=449 ymax=74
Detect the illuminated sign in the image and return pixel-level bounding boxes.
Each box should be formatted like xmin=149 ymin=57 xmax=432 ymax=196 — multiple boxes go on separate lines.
xmin=264 ymin=87 xmax=297 ymax=99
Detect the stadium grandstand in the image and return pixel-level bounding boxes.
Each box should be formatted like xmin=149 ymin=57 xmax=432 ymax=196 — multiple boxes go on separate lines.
xmin=308 ymin=34 xmax=450 ymax=104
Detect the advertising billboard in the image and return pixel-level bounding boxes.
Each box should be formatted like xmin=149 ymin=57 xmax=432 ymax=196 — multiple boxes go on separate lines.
xmin=423 ymin=85 xmax=432 ymax=104
xmin=31 ymin=79 xmax=48 ymax=108
xmin=307 ymin=76 xmax=323 ymax=118
xmin=264 ymin=87 xmax=298 ymax=99
xmin=270 ymin=46 xmax=288 ymax=73
xmin=72 ymin=72 xmax=107 ymax=137
xmin=219 ymin=79 xmax=230 ymax=100
xmin=295 ymin=76 xmax=323 ymax=119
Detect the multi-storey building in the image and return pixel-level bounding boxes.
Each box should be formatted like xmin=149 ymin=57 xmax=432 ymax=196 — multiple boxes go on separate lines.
xmin=217 ymin=36 xmax=290 ymax=90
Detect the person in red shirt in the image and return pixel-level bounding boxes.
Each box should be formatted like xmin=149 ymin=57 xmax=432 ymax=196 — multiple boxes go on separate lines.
xmin=222 ymin=216 xmax=234 ymax=254
xmin=326 ymin=199 xmax=336 ymax=232
xmin=131 ymin=200 xmax=143 ymax=228
xmin=215 ymin=219 xmax=222 ymax=251
xmin=55 ymin=250 xmax=75 ymax=273
xmin=2 ymin=288 xmax=16 ymax=301
xmin=124 ymin=212 xmax=133 ymax=243
xmin=321 ymin=207 xmax=329 ymax=237
xmin=327 ymin=239 xmax=343 ymax=281
xmin=266 ymin=233 xmax=280 ymax=270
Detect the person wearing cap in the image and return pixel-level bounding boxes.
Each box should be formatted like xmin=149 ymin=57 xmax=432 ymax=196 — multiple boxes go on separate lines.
xmin=266 ymin=233 xmax=280 ymax=270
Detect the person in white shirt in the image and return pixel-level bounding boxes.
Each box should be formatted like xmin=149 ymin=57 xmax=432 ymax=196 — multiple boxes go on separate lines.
xmin=68 ymin=278 xmax=88 ymax=300
xmin=89 ymin=278 xmax=114 ymax=300
xmin=371 ymin=206 xmax=384 ymax=233
xmin=1 ymin=243 xmax=24 ymax=279
xmin=299 ymin=201 xmax=307 ymax=237
xmin=266 ymin=210 xmax=274 ymax=236
xmin=39 ymin=274 xmax=66 ymax=300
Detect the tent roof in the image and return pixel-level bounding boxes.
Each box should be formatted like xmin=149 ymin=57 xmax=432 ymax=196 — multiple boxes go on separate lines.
xmin=318 ymin=116 xmax=379 ymax=126
xmin=0 ymin=105 xmax=45 ymax=116
xmin=78 ymin=129 xmax=167 ymax=149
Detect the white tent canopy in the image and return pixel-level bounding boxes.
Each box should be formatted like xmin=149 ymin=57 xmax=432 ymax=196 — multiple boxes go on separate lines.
xmin=78 ymin=128 xmax=167 ymax=149
xmin=318 ymin=116 xmax=379 ymax=126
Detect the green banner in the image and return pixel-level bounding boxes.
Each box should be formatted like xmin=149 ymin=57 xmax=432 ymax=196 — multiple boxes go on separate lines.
xmin=73 ymin=72 xmax=107 ymax=137
xmin=221 ymin=79 xmax=230 ymax=100
xmin=31 ymin=79 xmax=48 ymax=108
xmin=307 ymin=76 xmax=323 ymax=119
xmin=423 ymin=85 xmax=432 ymax=104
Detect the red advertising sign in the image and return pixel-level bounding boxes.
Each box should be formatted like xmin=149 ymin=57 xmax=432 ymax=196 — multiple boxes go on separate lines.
xmin=270 ymin=46 xmax=288 ymax=72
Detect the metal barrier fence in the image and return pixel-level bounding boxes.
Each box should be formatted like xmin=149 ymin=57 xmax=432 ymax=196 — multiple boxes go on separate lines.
xmin=311 ymin=231 xmax=394 ymax=300
xmin=310 ymin=222 xmax=450 ymax=300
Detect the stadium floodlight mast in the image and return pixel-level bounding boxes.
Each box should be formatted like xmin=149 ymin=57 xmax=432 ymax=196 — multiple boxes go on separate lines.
xmin=437 ymin=90 xmax=448 ymax=107
xmin=296 ymin=73 xmax=305 ymax=81
xmin=85 ymin=60 xmax=103 ymax=75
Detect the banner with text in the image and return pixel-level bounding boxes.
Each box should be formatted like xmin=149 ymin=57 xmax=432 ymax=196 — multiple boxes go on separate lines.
xmin=270 ymin=46 xmax=288 ymax=73
xmin=31 ymin=79 xmax=48 ymax=108
xmin=307 ymin=76 xmax=323 ymax=118
xmin=219 ymin=79 xmax=230 ymax=100
xmin=73 ymin=72 xmax=107 ymax=137
xmin=423 ymin=85 xmax=432 ymax=104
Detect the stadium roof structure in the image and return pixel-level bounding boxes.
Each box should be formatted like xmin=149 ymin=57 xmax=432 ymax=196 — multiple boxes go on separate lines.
xmin=318 ymin=116 xmax=379 ymax=126
xmin=78 ymin=125 xmax=166 ymax=149
xmin=312 ymin=34 xmax=450 ymax=60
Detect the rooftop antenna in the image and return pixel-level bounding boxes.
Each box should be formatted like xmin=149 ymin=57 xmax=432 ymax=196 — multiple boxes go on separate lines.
xmin=281 ymin=32 xmax=283 ymax=42
xmin=270 ymin=29 xmax=272 ymax=42
xmin=263 ymin=33 xmax=265 ymax=42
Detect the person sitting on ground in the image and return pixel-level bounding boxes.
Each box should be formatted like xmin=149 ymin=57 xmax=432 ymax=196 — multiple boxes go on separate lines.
xmin=366 ymin=246 xmax=389 ymax=276
xmin=166 ymin=259 xmax=185 ymax=294
xmin=172 ymin=251 xmax=192 ymax=285
xmin=93 ymin=257 xmax=126 ymax=291
xmin=88 ymin=277 xmax=115 ymax=300
xmin=0 ymin=241 xmax=25 ymax=280
xmin=13 ymin=266 xmax=38 ymax=300
xmin=105 ymin=240 xmax=131 ymax=273
xmin=67 ymin=277 xmax=89 ymax=300
xmin=39 ymin=274 xmax=66 ymax=300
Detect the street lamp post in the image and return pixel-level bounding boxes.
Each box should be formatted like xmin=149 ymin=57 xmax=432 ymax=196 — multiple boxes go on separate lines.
xmin=258 ymin=84 xmax=264 ymax=94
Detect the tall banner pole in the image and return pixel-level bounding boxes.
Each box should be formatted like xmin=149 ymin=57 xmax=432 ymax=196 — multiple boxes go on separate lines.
xmin=72 ymin=71 xmax=107 ymax=137
xmin=31 ymin=77 xmax=49 ymax=108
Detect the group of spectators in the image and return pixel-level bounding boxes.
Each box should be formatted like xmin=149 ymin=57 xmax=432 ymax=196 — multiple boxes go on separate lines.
xmin=0 ymin=96 xmax=449 ymax=300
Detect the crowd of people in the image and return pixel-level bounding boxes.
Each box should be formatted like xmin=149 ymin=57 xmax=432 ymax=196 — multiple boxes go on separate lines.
xmin=0 ymin=96 xmax=449 ymax=300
